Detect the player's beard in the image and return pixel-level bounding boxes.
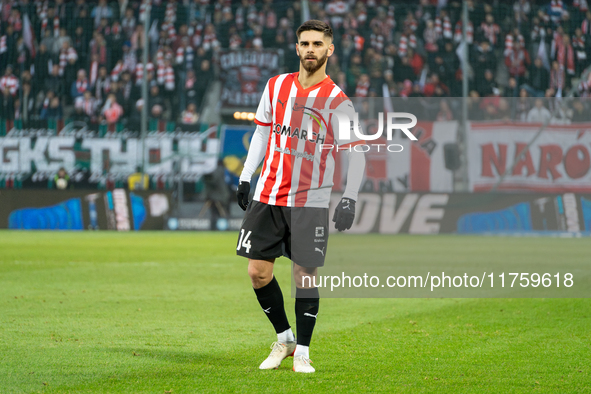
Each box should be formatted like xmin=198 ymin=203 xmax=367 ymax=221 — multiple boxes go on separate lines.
xmin=299 ymin=49 xmax=329 ymax=74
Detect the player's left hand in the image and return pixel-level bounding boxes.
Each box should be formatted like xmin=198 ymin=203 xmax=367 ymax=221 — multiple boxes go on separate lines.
xmin=332 ymin=197 xmax=356 ymax=231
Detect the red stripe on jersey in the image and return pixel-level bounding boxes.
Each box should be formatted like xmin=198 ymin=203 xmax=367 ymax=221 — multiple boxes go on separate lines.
xmin=260 ymin=74 xmax=294 ymax=204
xmin=254 ymin=119 xmax=271 ymax=126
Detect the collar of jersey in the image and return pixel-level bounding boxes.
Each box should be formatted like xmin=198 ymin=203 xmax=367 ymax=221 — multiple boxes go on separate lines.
xmin=293 ymin=72 xmax=331 ymax=93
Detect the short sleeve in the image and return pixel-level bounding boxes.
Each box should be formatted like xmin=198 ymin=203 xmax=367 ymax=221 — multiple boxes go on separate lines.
xmin=331 ymin=98 xmax=365 ymax=148
xmin=254 ymin=80 xmax=273 ymax=126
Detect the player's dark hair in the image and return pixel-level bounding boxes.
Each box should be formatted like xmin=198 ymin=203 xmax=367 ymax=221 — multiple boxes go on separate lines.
xmin=296 ymin=20 xmax=333 ymax=42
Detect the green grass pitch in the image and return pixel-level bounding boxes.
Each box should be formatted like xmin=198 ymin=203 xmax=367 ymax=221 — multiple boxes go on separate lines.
xmin=1 ymin=231 xmax=590 ymax=393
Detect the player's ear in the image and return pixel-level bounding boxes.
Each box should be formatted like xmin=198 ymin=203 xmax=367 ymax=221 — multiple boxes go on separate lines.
xmin=295 ymin=42 xmax=300 ymax=56
xmin=327 ymin=43 xmax=335 ymax=57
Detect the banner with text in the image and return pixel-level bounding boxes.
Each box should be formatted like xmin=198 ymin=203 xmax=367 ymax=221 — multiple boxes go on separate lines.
xmin=218 ymin=50 xmax=283 ymax=108
xmin=0 ymin=130 xmax=220 ymax=186
xmin=468 ymin=122 xmax=591 ymax=192
xmin=328 ymin=192 xmax=591 ymax=235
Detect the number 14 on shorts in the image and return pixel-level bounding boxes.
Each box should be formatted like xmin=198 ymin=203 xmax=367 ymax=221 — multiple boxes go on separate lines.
xmin=237 ymin=229 xmax=252 ymax=253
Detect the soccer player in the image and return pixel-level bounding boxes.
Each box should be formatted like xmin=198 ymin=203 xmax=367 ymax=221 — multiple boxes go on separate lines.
xmin=236 ymin=20 xmax=365 ymax=373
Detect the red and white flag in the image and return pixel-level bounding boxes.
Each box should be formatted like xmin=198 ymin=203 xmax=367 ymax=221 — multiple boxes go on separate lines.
xmin=23 ymin=14 xmax=36 ymax=59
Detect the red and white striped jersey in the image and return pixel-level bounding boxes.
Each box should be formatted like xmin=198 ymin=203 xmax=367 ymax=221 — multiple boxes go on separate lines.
xmin=253 ymin=72 xmax=364 ymax=208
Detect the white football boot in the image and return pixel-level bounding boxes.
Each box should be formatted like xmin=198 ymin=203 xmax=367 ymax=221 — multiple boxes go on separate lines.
xmin=258 ymin=341 xmax=296 ymax=369
xmin=293 ymin=355 xmax=315 ymax=373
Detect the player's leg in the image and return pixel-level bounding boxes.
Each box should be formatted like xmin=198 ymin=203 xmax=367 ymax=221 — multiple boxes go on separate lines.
xmin=248 ymin=258 xmax=295 ymax=341
xmin=292 ymin=264 xmax=319 ymax=373
xmin=287 ymin=206 xmax=328 ymax=373
xmin=249 ymin=259 xmax=296 ymax=369
xmin=237 ymin=201 xmax=296 ymax=369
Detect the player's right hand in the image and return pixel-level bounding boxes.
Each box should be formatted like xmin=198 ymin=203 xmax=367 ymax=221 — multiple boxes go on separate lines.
xmin=237 ymin=181 xmax=250 ymax=211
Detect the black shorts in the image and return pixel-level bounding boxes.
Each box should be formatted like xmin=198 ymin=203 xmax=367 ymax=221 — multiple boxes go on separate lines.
xmin=236 ymin=201 xmax=329 ymax=267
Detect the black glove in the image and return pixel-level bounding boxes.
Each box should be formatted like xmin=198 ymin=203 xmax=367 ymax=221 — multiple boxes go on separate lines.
xmin=332 ymin=197 xmax=356 ymax=232
xmin=237 ymin=181 xmax=250 ymax=211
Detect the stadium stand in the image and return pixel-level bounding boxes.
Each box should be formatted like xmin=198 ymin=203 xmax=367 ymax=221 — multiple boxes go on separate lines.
xmin=1 ymin=0 xmax=591 ymax=191
xmin=0 ymin=0 xmax=590 ymax=130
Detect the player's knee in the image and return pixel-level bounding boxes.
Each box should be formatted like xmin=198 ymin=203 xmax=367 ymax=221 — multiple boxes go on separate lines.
xmin=248 ymin=262 xmax=272 ymax=287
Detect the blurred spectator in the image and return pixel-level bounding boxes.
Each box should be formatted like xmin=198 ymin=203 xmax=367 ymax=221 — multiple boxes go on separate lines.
xmin=194 ymin=59 xmax=212 ymax=109
xmin=505 ymin=41 xmax=531 ymax=85
xmin=525 ymin=57 xmax=550 ymax=97
xmin=432 ymin=54 xmax=454 ymax=89
xmin=547 ymin=0 xmax=567 ymax=27
xmin=148 ymin=85 xmax=165 ymax=119
xmin=497 ymin=98 xmax=511 ymax=121
xmin=34 ymin=44 xmax=52 ymax=88
xmin=424 ymin=73 xmax=450 ymax=97
xmin=75 ymin=90 xmax=98 ymax=122
xmin=394 ymin=56 xmax=416 ymax=84
xmin=19 ymin=82 xmax=35 ymax=128
xmin=102 ymin=93 xmax=123 ymax=124
xmin=0 ymin=86 xmax=15 ymax=121
xmin=572 ymin=28 xmax=588 ymax=75
xmin=121 ymin=8 xmax=137 ymax=39
xmin=506 ymin=77 xmax=519 ymax=98
xmin=399 ymin=79 xmax=413 ymax=98
xmin=549 ymin=60 xmax=565 ymax=91
xmin=436 ymin=100 xmax=454 ymax=121
xmin=54 ymin=167 xmax=70 ymax=190
xmin=327 ymin=55 xmax=341 ymax=78
xmin=471 ymin=40 xmax=497 ymax=81
xmin=40 ymin=96 xmax=63 ymax=121
xmin=382 ymin=70 xmax=396 ymax=97
xmin=346 ymin=53 xmax=366 ymax=91
xmin=504 ymin=27 xmax=525 ymax=57
xmin=181 ymin=103 xmax=199 ymax=125
xmin=117 ymin=71 xmax=135 ymax=117
xmin=406 ymin=48 xmax=424 ymax=77
xmin=515 ymin=89 xmax=532 ymax=122
xmin=571 ymin=100 xmax=588 ymax=122
xmin=71 ymin=69 xmax=89 ymax=102
xmin=92 ymin=0 xmax=113 ymax=29
xmin=554 ymin=34 xmax=575 ymax=88
xmin=0 ymin=65 xmax=19 ymax=97
xmin=355 ymin=74 xmax=370 ymax=97
xmin=527 ymin=98 xmax=552 ymax=122
xmin=201 ymin=160 xmax=230 ymax=230
xmin=479 ymin=14 xmax=501 ymax=48
xmin=477 ymin=69 xmax=499 ymax=97
xmin=514 ymin=0 xmax=531 ymax=26
xmin=468 ymin=91 xmax=484 ymax=121
xmin=424 ymin=19 xmax=439 ymax=65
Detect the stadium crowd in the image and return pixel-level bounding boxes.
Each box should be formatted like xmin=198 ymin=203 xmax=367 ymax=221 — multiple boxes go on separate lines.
xmin=0 ymin=0 xmax=590 ymax=130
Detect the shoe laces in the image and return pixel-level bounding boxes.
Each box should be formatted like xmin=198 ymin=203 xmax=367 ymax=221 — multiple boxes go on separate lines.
xmin=269 ymin=341 xmax=285 ymax=355
xmin=296 ymin=355 xmax=313 ymax=365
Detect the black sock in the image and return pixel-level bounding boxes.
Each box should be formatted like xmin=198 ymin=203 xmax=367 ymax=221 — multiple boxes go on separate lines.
xmin=295 ymin=287 xmax=319 ymax=347
xmin=253 ymin=276 xmax=290 ymax=334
